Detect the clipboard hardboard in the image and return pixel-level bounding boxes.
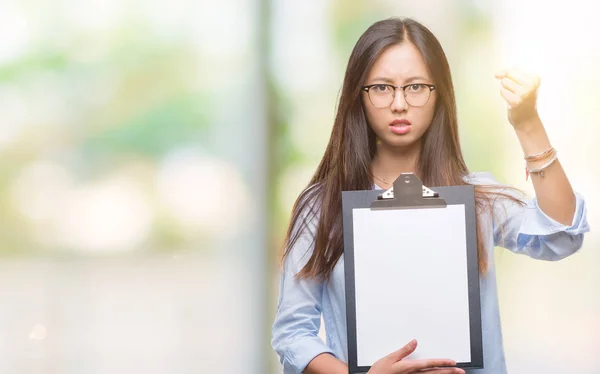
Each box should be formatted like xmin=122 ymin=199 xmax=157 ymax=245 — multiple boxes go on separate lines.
xmin=342 ymin=174 xmax=483 ymax=373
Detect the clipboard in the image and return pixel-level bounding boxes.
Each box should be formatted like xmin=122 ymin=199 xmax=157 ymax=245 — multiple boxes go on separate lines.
xmin=342 ymin=173 xmax=483 ymax=373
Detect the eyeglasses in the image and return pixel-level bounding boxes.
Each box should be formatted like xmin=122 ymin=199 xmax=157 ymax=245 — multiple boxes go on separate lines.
xmin=361 ymin=83 xmax=436 ymax=108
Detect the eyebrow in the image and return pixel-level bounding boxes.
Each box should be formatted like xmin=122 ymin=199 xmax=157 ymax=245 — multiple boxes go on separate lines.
xmin=370 ymin=76 xmax=429 ymax=84
xmin=404 ymin=76 xmax=428 ymax=83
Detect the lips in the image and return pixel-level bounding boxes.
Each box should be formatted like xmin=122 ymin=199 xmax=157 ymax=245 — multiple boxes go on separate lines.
xmin=389 ymin=119 xmax=411 ymax=135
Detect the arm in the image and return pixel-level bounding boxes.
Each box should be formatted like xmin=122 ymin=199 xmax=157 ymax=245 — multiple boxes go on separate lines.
xmin=496 ymin=68 xmax=576 ymax=225
xmin=479 ymin=171 xmax=588 ymax=260
xmin=514 ymin=116 xmax=575 ymax=226
xmin=307 ymin=340 xmax=462 ymax=374
xmin=305 ymin=353 xmax=348 ymax=374
xmin=489 ymin=69 xmax=590 ymax=259
xmin=271 ymin=204 xmax=342 ymax=373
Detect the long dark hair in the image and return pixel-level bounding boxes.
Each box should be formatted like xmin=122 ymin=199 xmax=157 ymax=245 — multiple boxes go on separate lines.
xmin=282 ymin=17 xmax=521 ymax=279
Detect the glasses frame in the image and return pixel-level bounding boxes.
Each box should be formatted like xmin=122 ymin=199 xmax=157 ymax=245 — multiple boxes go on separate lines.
xmin=361 ymin=83 xmax=436 ymax=108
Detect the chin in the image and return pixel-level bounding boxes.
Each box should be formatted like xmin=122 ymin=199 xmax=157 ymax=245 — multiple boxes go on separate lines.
xmin=385 ymin=135 xmax=420 ymax=148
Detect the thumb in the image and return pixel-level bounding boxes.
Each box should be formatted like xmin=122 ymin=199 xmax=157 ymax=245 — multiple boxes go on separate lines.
xmin=494 ymin=70 xmax=506 ymax=79
xmin=387 ymin=339 xmax=417 ymax=361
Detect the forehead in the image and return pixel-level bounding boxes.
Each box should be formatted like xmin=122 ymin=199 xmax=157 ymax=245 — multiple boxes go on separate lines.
xmin=366 ymin=42 xmax=430 ymax=82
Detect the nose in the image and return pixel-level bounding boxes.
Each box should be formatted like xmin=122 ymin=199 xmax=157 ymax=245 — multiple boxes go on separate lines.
xmin=390 ymin=89 xmax=408 ymax=112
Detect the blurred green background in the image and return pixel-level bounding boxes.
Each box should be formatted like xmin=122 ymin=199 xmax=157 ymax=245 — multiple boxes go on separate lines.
xmin=0 ymin=0 xmax=598 ymax=373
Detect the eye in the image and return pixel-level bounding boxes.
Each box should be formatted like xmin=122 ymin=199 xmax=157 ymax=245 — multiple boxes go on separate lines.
xmin=372 ymin=84 xmax=391 ymax=92
xmin=407 ymin=84 xmax=425 ymax=92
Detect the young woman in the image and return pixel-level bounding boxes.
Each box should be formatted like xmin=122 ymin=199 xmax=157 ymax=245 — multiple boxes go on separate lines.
xmin=271 ymin=17 xmax=589 ymax=374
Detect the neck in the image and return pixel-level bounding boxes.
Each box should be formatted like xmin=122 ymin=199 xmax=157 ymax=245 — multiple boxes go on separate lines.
xmin=371 ymin=141 xmax=421 ymax=187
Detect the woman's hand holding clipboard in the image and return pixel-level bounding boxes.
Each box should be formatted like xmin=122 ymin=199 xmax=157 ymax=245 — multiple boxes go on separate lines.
xmin=367 ymin=339 xmax=464 ymax=374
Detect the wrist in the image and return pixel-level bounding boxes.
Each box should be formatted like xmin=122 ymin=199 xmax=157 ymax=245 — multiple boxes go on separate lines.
xmin=514 ymin=117 xmax=551 ymax=156
xmin=513 ymin=113 xmax=542 ymax=135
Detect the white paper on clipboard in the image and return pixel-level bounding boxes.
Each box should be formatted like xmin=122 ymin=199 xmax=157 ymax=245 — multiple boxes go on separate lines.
xmin=352 ymin=204 xmax=471 ymax=366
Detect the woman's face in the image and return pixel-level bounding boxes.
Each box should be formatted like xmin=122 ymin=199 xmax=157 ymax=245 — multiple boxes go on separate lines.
xmin=362 ymin=42 xmax=437 ymax=150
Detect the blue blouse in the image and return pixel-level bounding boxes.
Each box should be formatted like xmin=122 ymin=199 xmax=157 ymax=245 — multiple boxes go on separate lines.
xmin=271 ymin=172 xmax=590 ymax=373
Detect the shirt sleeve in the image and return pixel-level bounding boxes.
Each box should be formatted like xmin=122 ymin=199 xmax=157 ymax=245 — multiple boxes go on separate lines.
xmin=271 ymin=200 xmax=336 ymax=373
xmin=472 ymin=172 xmax=590 ymax=260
